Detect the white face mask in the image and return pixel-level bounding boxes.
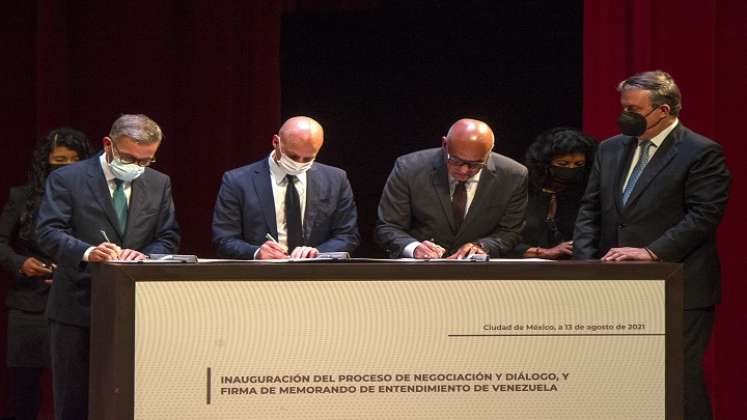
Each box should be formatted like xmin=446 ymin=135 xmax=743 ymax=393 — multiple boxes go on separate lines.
xmin=275 ymin=149 xmax=314 ymax=175
xmin=108 ymin=147 xmax=145 ymax=182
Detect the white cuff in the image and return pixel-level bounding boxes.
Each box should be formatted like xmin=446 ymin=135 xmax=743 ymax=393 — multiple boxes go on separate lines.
xmin=83 ymin=247 xmax=95 ymax=262
xmin=402 ymin=241 xmax=421 ymax=258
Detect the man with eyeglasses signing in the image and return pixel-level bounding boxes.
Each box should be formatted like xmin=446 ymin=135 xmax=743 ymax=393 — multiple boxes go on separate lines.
xmin=375 ymin=118 xmax=528 ymax=259
xmin=36 ymin=114 xmax=180 ymax=420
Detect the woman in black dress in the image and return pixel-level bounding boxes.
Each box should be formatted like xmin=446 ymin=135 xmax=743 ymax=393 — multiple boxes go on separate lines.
xmin=509 ymin=127 xmax=596 ymax=259
xmin=0 ymin=128 xmax=92 ymax=420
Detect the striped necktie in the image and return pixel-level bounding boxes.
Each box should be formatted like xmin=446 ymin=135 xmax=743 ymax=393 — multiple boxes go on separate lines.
xmin=622 ymin=140 xmax=653 ymax=205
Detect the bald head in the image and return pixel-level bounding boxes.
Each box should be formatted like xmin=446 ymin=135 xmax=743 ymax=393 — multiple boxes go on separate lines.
xmin=442 ymin=119 xmax=495 ymax=181
xmin=273 ymin=116 xmax=324 ymax=163
xmin=445 ymin=118 xmax=494 ymax=155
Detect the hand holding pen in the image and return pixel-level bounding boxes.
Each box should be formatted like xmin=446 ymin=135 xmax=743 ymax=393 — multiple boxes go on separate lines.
xmin=86 ymin=230 xmax=123 ymax=262
xmin=413 ymin=238 xmax=446 ymax=259
xmin=257 ymin=233 xmax=289 ymax=260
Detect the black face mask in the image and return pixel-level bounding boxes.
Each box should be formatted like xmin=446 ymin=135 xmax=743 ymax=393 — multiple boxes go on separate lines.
xmin=549 ymin=166 xmax=585 ymax=185
xmin=46 ymin=163 xmax=69 ymax=175
xmin=617 ymin=108 xmax=658 ymax=137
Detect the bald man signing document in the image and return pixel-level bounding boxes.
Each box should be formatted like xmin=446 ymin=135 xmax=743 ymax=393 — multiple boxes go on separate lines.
xmin=212 ymin=116 xmax=359 ymax=259
xmin=375 ymin=118 xmax=528 ymax=259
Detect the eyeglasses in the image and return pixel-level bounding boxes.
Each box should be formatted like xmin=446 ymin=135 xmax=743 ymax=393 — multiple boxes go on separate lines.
xmin=111 ymin=141 xmax=156 ymax=167
xmin=446 ymin=152 xmax=487 ymax=170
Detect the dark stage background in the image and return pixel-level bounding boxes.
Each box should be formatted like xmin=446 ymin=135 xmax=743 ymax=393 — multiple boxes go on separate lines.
xmin=281 ymin=2 xmax=582 ymax=257
xmin=1 ymin=1 xmax=745 ymax=419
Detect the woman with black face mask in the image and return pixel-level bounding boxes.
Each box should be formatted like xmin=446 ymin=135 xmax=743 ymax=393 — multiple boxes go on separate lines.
xmin=507 ymin=127 xmax=596 ymax=259
xmin=0 ymin=128 xmax=92 ymax=420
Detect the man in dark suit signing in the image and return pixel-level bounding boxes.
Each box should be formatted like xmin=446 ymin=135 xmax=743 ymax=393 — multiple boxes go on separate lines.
xmin=375 ymin=118 xmax=528 ymax=259
xmin=212 ymin=116 xmax=359 ymax=259
xmin=573 ymin=71 xmax=731 ymax=420
xmin=36 ymin=114 xmax=180 ymax=420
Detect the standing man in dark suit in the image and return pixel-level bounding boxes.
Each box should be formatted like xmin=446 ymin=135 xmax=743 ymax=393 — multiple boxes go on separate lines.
xmin=212 ymin=116 xmax=359 ymax=259
xmin=573 ymin=71 xmax=731 ymax=420
xmin=375 ymin=118 xmax=528 ymax=259
xmin=36 ymin=114 xmax=180 ymax=420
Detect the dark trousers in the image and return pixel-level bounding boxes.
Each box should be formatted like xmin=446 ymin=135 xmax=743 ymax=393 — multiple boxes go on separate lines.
xmin=49 ymin=320 xmax=90 ymax=420
xmin=9 ymin=367 xmax=43 ymax=420
xmin=684 ymin=307 xmax=715 ymax=420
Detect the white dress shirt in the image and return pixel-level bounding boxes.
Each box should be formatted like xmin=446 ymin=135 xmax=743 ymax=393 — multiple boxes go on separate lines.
xmin=267 ymin=153 xmax=307 ymax=249
xmin=82 ymin=154 xmax=133 ymax=261
xmin=622 ymin=118 xmax=678 ymax=192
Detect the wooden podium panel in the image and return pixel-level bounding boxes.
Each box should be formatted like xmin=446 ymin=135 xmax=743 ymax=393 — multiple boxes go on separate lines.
xmin=90 ymin=261 xmax=682 ymax=420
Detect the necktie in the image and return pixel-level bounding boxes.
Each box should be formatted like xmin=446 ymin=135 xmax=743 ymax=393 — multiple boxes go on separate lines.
xmin=622 ymin=140 xmax=653 ymax=205
xmin=285 ymin=175 xmax=303 ymax=251
xmin=452 ymin=181 xmax=467 ymax=230
xmin=112 ymin=179 xmax=128 ymax=234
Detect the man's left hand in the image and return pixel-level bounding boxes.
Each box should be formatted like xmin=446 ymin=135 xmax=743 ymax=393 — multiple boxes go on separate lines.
xmin=601 ymin=247 xmax=654 ymax=261
xmin=290 ymin=246 xmax=319 ymax=259
xmin=448 ymin=242 xmax=486 ymax=259
xmin=119 ymin=249 xmax=148 ymax=261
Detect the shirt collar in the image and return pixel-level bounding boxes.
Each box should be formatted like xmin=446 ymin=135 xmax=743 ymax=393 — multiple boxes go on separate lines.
xmin=99 ymin=152 xmax=117 ymax=183
xmin=646 ymin=118 xmax=679 ymax=148
xmin=267 ymin=152 xmax=307 ymax=186
xmin=449 ymin=167 xmax=482 ymax=187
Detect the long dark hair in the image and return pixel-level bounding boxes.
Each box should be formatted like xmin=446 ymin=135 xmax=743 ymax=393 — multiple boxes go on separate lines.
xmin=525 ymin=127 xmax=597 ymax=194
xmin=19 ymin=128 xmax=93 ymax=240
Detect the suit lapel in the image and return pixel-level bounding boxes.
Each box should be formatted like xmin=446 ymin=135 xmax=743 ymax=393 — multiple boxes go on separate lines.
xmin=252 ymin=160 xmax=278 ymax=239
xmin=431 ymin=152 xmax=457 ymax=233
xmin=86 ymin=157 xmax=123 ymax=241
xmin=125 ymin=173 xmax=150 ymax=245
xmin=458 ymin=158 xmax=498 ymax=239
xmin=624 ymin=126 xmax=680 ymax=209
xmin=613 ymin=137 xmax=637 ymax=214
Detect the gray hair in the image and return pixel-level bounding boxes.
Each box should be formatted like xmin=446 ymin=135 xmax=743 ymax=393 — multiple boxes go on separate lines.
xmin=109 ymin=114 xmax=163 ymax=144
xmin=617 ymin=70 xmax=682 ymax=116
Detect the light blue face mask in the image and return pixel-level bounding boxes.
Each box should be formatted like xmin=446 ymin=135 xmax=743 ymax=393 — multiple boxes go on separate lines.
xmin=109 ymin=159 xmax=144 ymax=182
xmin=108 ymin=146 xmax=145 ymax=182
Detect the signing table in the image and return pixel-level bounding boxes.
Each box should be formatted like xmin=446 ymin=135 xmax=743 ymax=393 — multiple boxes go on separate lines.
xmin=90 ymin=260 xmax=683 ymax=420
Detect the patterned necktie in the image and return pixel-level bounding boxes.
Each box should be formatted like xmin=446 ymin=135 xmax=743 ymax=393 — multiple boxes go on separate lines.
xmin=285 ymin=175 xmax=303 ymax=251
xmin=622 ymin=140 xmax=653 ymax=205
xmin=452 ymin=181 xmax=467 ymax=230
xmin=112 ymin=179 xmax=128 ymax=234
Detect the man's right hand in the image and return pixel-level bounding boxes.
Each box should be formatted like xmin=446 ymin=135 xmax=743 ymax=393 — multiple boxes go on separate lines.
xmin=413 ymin=241 xmax=446 ymax=259
xmin=20 ymin=257 xmax=54 ymax=277
xmin=88 ymin=242 xmax=122 ymax=262
xmin=257 ymin=241 xmax=289 ymax=260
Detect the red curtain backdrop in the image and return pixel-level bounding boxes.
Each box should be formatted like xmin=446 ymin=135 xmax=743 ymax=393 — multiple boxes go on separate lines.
xmin=583 ymin=1 xmax=747 ymax=418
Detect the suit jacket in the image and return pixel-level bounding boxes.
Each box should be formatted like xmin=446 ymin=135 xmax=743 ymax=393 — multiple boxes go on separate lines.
xmin=573 ymin=124 xmax=731 ymax=309
xmin=375 ymin=148 xmax=528 ymax=257
xmin=0 ymin=185 xmax=51 ymax=312
xmin=36 ymin=155 xmax=180 ymax=326
xmin=212 ymin=158 xmax=360 ymax=258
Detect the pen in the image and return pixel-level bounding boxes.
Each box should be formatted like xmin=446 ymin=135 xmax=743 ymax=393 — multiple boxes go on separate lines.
xmin=265 ymin=233 xmax=289 ymax=254
xmin=99 ymin=229 xmax=122 ymax=259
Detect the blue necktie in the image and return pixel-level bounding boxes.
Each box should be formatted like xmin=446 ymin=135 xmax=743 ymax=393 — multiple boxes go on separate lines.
xmin=112 ymin=179 xmax=128 ymax=234
xmin=622 ymin=141 xmax=653 ymax=205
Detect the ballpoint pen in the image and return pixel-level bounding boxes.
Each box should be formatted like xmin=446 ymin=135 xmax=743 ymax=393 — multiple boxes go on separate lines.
xmin=265 ymin=233 xmax=289 ymax=253
xmin=99 ymin=229 xmax=122 ymax=259
xmin=265 ymin=233 xmax=279 ymax=244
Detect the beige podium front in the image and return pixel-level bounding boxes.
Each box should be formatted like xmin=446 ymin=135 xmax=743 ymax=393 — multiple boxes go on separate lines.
xmin=90 ymin=261 xmax=683 ymax=420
